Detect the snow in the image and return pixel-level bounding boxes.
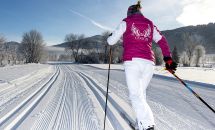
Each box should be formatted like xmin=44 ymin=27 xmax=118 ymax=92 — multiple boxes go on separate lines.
xmin=86 ymin=64 xmax=215 ymax=85
xmin=0 ymin=63 xmax=51 ymax=83
xmin=0 ymin=63 xmax=214 ymax=130
xmin=81 ymin=65 xmax=215 ymax=130
xmin=80 ymin=64 xmax=215 ymax=129
xmin=0 ymin=64 xmax=54 ymax=128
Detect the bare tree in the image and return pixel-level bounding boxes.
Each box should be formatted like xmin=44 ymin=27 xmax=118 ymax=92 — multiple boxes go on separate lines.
xmin=65 ymin=33 xmax=85 ymax=62
xmin=101 ymin=32 xmax=111 ymax=63
xmin=183 ymin=34 xmax=196 ymax=66
xmin=65 ymin=33 xmax=78 ymax=42
xmin=182 ymin=33 xmax=206 ymax=66
xmin=0 ymin=35 xmax=6 ymax=66
xmin=172 ymin=46 xmax=179 ymax=63
xmin=153 ymin=47 xmax=163 ymax=65
xmin=111 ymin=41 xmax=123 ymax=63
xmin=180 ymin=51 xmax=189 ymax=67
xmin=0 ymin=36 xmax=5 ymax=44
xmin=193 ymin=45 xmax=206 ymax=67
xmin=20 ymin=30 xmax=45 ymax=63
xmin=4 ymin=42 xmax=17 ymax=65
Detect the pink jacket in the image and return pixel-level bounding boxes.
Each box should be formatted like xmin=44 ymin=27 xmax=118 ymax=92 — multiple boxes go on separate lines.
xmin=107 ymin=14 xmax=171 ymax=62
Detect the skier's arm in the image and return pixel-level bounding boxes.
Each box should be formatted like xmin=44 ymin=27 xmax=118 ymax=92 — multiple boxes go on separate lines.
xmin=153 ymin=25 xmax=178 ymax=71
xmin=107 ymin=21 xmax=126 ymax=45
xmin=153 ymin=26 xmax=171 ymax=57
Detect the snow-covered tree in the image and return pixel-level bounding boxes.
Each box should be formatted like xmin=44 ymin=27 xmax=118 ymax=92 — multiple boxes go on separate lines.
xmin=180 ymin=51 xmax=189 ymax=67
xmin=182 ymin=33 xmax=199 ymax=66
xmin=193 ymin=45 xmax=206 ymax=67
xmin=20 ymin=30 xmax=45 ymax=63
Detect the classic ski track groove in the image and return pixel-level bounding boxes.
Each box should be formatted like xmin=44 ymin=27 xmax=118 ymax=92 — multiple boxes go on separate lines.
xmin=64 ymin=65 xmax=104 ymax=130
xmin=0 ymin=66 xmax=59 ymax=129
xmin=77 ymin=73 xmax=124 ymax=130
xmin=54 ymin=65 xmax=100 ymax=130
xmin=30 ymin=67 xmax=66 ymax=130
xmin=81 ymin=72 xmax=135 ymax=123
xmin=31 ymin=65 xmax=100 ymax=130
xmin=67 ymin=65 xmax=135 ymax=130
xmin=0 ymin=71 xmax=53 ymax=113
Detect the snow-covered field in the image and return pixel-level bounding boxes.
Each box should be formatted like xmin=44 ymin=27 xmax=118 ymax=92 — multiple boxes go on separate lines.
xmin=0 ymin=63 xmax=214 ymax=130
xmin=0 ymin=64 xmax=51 ymax=83
xmin=87 ymin=64 xmax=215 ymax=85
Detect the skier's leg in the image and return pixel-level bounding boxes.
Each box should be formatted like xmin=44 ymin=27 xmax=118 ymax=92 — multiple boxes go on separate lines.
xmin=124 ymin=61 xmax=147 ymax=129
xmin=137 ymin=62 xmax=155 ymax=129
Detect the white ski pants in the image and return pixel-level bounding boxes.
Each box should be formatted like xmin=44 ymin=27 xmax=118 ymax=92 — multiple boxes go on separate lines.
xmin=124 ymin=58 xmax=155 ymax=130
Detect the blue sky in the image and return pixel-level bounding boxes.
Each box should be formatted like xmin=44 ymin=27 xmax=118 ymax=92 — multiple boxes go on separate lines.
xmin=0 ymin=0 xmax=214 ymax=45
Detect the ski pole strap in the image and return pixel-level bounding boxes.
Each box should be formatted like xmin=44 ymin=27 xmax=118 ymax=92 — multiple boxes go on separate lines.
xmin=167 ymin=69 xmax=215 ymax=114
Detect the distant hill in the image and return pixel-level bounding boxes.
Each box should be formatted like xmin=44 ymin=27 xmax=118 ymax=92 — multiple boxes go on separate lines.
xmin=54 ymin=35 xmax=104 ymax=49
xmin=5 ymin=41 xmax=20 ymax=46
xmin=2 ymin=41 xmax=20 ymax=52
xmin=54 ymin=23 xmax=215 ymax=54
xmin=162 ymin=23 xmax=215 ymax=54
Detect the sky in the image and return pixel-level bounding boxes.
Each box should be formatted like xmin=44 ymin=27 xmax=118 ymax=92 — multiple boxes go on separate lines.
xmin=0 ymin=0 xmax=215 ymax=46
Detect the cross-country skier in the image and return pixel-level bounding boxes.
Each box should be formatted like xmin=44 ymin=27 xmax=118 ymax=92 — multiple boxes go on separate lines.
xmin=107 ymin=1 xmax=177 ymax=130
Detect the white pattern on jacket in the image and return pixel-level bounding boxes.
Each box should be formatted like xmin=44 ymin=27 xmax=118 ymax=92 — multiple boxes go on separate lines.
xmin=107 ymin=21 xmax=162 ymax=46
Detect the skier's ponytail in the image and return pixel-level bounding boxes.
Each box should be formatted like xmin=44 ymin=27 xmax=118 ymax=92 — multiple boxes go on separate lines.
xmin=136 ymin=1 xmax=142 ymax=10
xmin=127 ymin=1 xmax=142 ymax=16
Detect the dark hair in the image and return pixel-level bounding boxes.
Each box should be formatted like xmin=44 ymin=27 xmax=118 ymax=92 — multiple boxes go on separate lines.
xmin=127 ymin=1 xmax=142 ymax=16
xmin=136 ymin=1 xmax=142 ymax=10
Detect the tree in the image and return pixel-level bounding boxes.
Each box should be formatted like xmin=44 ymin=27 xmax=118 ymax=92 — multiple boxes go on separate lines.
xmin=0 ymin=35 xmax=6 ymax=66
xmin=182 ymin=33 xmax=206 ymax=66
xmin=65 ymin=33 xmax=85 ymax=62
xmin=180 ymin=51 xmax=189 ymax=67
xmin=153 ymin=47 xmax=163 ymax=65
xmin=65 ymin=33 xmax=77 ymax=43
xmin=101 ymin=31 xmax=111 ymax=63
xmin=20 ymin=30 xmax=45 ymax=63
xmin=111 ymin=41 xmax=123 ymax=63
xmin=183 ymin=34 xmax=197 ymax=66
xmin=172 ymin=46 xmax=179 ymax=63
xmin=193 ymin=45 xmax=206 ymax=67
xmin=0 ymin=36 xmax=5 ymax=44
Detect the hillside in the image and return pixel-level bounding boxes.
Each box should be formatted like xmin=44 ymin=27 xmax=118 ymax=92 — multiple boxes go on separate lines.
xmin=3 ymin=41 xmax=20 ymax=49
xmin=55 ymin=23 xmax=215 ymax=54
xmin=162 ymin=23 xmax=215 ymax=54
xmin=1 ymin=41 xmax=20 ymax=53
xmin=54 ymin=35 xmax=104 ymax=49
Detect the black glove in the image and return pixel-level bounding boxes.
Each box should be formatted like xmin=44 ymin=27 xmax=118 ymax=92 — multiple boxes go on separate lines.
xmin=163 ymin=57 xmax=178 ymax=72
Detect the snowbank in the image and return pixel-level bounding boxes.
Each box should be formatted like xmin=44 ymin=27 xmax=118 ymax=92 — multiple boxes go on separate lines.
xmin=85 ymin=64 xmax=215 ymax=85
xmin=0 ymin=63 xmax=51 ymax=84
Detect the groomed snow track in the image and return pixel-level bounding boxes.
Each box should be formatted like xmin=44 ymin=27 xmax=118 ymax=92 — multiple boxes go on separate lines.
xmin=0 ymin=64 xmax=214 ymax=130
xmin=77 ymin=72 xmax=136 ymax=129
xmin=0 ymin=66 xmax=60 ymax=129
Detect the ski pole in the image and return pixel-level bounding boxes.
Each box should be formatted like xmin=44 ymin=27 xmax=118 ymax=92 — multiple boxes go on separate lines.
xmin=104 ymin=47 xmax=112 ymax=130
xmin=167 ymin=69 xmax=215 ymax=114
